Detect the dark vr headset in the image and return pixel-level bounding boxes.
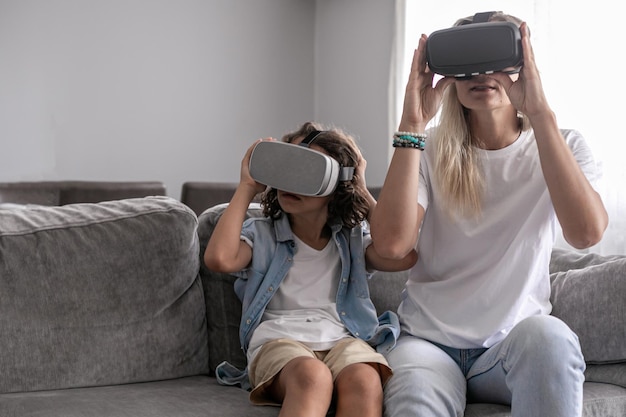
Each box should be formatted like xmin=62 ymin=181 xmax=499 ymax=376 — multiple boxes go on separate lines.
xmin=426 ymin=11 xmax=523 ymax=79
xmin=248 ymin=130 xmax=355 ymax=197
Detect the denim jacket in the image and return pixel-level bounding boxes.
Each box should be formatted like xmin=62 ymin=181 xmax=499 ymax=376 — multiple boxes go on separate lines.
xmin=215 ymin=213 xmax=400 ymax=389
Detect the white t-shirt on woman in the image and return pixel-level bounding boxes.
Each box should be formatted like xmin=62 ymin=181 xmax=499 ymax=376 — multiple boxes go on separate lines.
xmin=398 ymin=129 xmax=601 ymax=349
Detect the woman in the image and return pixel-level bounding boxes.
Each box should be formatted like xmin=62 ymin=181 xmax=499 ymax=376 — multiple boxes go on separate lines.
xmin=370 ymin=12 xmax=608 ymax=417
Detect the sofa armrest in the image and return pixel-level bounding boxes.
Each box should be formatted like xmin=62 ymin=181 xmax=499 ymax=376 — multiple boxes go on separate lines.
xmin=0 ymin=197 xmax=207 ymax=393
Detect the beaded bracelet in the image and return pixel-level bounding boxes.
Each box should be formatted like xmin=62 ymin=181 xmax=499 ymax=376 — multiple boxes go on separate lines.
xmin=394 ymin=131 xmax=427 ymax=139
xmin=392 ymin=139 xmax=426 ymax=150
xmin=392 ymin=132 xmax=427 ymax=150
xmin=393 ymin=140 xmax=425 ymax=150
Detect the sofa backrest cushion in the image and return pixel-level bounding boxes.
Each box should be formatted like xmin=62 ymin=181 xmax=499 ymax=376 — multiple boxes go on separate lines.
xmin=181 ymin=182 xmax=242 ymax=216
xmin=0 ymin=180 xmax=165 ymax=206
xmin=182 ymin=182 xmax=382 ymax=217
xmin=0 ymin=196 xmax=208 ymax=393
xmin=0 ymin=181 xmax=167 ymax=207
xmin=197 ymin=203 xmax=261 ymax=373
xmin=197 ymin=202 xmax=408 ymax=374
xmin=57 ymin=181 xmax=167 ymax=205
xmin=0 ymin=185 xmax=60 ymax=205
xmin=549 ymin=248 xmax=626 ymax=367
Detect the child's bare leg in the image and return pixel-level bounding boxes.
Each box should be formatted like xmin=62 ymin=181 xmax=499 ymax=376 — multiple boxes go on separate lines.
xmin=267 ymin=356 xmax=334 ymax=417
xmin=334 ymin=363 xmax=384 ymax=417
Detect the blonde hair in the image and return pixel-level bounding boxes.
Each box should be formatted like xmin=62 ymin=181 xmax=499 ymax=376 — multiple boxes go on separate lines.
xmin=432 ymin=11 xmax=531 ymax=219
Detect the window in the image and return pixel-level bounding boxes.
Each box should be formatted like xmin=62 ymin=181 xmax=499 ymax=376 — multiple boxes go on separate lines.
xmin=393 ymin=0 xmax=626 ymax=255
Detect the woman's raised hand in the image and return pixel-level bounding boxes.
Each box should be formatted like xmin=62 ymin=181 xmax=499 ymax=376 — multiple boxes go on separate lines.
xmin=492 ymin=22 xmax=552 ymax=120
xmin=399 ymin=34 xmax=454 ymax=133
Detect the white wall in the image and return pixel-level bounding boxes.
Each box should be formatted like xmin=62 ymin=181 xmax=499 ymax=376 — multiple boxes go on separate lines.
xmin=314 ymin=0 xmax=395 ymax=186
xmin=0 ymin=0 xmax=315 ymax=197
xmin=0 ymin=0 xmax=396 ymax=198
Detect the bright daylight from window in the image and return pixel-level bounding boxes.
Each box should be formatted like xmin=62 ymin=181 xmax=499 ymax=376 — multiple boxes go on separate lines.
xmin=397 ymin=0 xmax=626 ymax=255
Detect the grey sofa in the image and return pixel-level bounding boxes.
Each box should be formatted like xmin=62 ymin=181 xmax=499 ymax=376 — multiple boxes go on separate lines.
xmin=0 ymin=195 xmax=624 ymax=416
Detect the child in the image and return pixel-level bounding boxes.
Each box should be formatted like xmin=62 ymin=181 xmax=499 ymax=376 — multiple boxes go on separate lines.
xmin=204 ymin=121 xmax=417 ymax=417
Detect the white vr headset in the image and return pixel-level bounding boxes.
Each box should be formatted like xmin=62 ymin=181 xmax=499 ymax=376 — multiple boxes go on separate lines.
xmin=248 ymin=130 xmax=355 ymax=197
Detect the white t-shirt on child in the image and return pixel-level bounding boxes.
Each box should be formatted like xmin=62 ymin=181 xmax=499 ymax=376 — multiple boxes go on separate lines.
xmin=247 ymin=234 xmax=350 ymax=364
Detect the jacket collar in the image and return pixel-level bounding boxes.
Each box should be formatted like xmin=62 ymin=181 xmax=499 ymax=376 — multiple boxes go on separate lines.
xmin=273 ymin=213 xmax=342 ymax=243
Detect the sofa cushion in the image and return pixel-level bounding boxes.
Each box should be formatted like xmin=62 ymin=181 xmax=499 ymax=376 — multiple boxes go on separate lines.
xmin=585 ymin=363 xmax=626 ymax=389
xmin=57 ymin=181 xmax=167 ymax=205
xmin=0 ymin=196 xmax=208 ymax=393
xmin=464 ymin=382 xmax=626 ymax=417
xmin=368 ymin=269 xmax=407 ymax=314
xmin=0 ymin=376 xmax=281 ymax=417
xmin=197 ymin=203 xmax=263 ymax=373
xmin=181 ymin=182 xmax=382 ymax=217
xmin=0 ymin=181 xmax=166 ymax=206
xmin=550 ymin=248 xmax=626 ymax=272
xmin=0 ymin=187 xmax=60 ymax=205
xmin=181 ymin=181 xmax=242 ymax=216
xmin=549 ymin=248 xmax=626 ymax=365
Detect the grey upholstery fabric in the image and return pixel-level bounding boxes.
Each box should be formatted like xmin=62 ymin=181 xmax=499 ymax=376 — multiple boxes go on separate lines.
xmin=197 ymin=203 xmax=263 ymax=373
xmin=368 ymin=269 xmax=408 ymax=314
xmin=1 ymin=377 xmax=623 ymax=417
xmin=585 ymin=363 xmax=626 ymax=388
xmin=0 ymin=197 xmax=208 ymax=393
xmin=0 ymin=187 xmax=60 ymax=205
xmin=549 ymin=248 xmax=626 ymax=364
xmin=0 ymin=376 xmax=280 ymax=417
xmin=550 ymin=247 xmax=626 ymax=272
xmin=465 ymin=382 xmax=626 ymax=416
xmin=0 ymin=181 xmax=166 ymax=206
xmin=181 ymin=181 xmax=242 ymax=215
xmin=181 ymin=181 xmax=382 ymax=218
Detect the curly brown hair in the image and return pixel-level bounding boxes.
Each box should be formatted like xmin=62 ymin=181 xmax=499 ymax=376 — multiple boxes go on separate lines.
xmin=260 ymin=121 xmax=370 ymax=228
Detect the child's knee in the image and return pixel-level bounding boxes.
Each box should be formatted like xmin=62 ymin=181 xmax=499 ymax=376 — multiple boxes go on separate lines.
xmin=336 ymin=363 xmax=383 ymax=404
xmin=284 ymin=357 xmax=333 ymax=390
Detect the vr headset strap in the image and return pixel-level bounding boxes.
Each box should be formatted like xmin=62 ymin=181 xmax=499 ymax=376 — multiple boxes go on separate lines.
xmin=299 ymin=130 xmax=355 ymax=181
xmin=472 ymin=11 xmax=496 ymax=23
xmin=299 ymin=130 xmax=324 ymax=147
xmin=339 ymin=167 xmax=355 ymax=181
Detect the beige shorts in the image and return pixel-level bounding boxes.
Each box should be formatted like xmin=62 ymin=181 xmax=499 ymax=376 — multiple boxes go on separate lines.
xmin=248 ymin=337 xmax=392 ymax=406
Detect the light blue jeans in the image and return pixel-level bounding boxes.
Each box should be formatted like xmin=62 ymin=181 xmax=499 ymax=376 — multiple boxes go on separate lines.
xmin=383 ymin=315 xmax=585 ymax=417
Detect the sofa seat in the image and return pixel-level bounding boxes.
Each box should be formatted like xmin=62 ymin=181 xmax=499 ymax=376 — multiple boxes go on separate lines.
xmin=4 ymin=377 xmax=621 ymax=417
xmin=0 ymin=376 xmax=277 ymax=417
xmin=465 ymin=382 xmax=626 ymax=416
